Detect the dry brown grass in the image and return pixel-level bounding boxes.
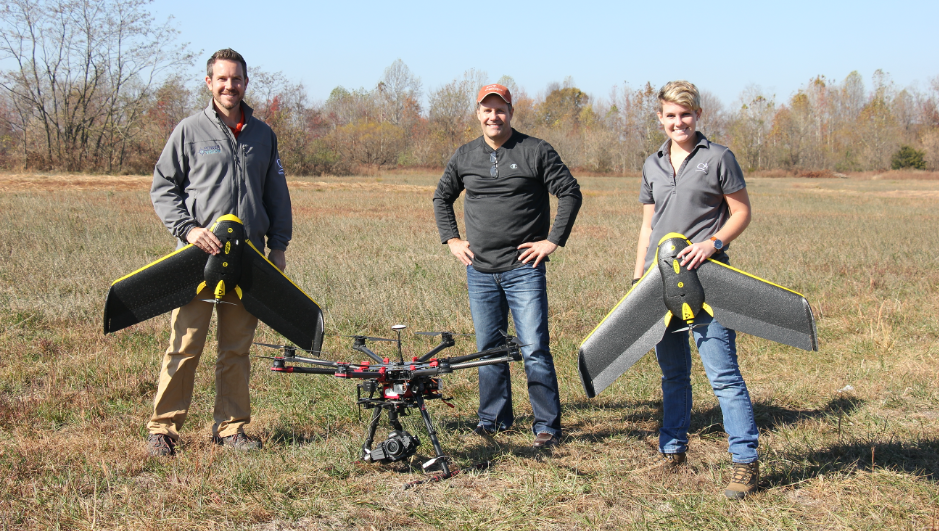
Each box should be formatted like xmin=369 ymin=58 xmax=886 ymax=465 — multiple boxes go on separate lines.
xmin=0 ymin=172 xmax=937 ymax=530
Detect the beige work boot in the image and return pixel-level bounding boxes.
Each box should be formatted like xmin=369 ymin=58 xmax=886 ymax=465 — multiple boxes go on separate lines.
xmin=724 ymin=461 xmax=759 ymax=499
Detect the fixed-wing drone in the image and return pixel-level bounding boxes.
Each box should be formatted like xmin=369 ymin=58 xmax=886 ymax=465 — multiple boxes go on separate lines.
xmin=258 ymin=326 xmax=522 ymax=488
xmin=102 ymin=214 xmax=324 ymax=352
xmin=578 ymin=232 xmax=818 ymax=398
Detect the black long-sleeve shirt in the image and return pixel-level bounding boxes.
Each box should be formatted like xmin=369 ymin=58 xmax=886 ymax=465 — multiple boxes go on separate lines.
xmin=433 ymin=130 xmax=582 ymax=273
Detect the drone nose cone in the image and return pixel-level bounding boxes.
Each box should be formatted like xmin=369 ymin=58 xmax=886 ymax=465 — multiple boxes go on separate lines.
xmin=203 ymin=219 xmax=246 ymax=295
xmin=657 ymin=234 xmax=706 ymax=322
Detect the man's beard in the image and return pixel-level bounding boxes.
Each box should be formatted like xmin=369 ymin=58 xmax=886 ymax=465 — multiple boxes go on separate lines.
xmin=216 ymin=92 xmax=241 ymax=110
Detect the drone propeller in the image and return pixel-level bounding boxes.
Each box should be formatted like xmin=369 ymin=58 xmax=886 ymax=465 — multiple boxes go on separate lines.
xmin=200 ymin=299 xmax=236 ymax=306
xmin=253 ymin=342 xmax=323 ymax=355
xmin=671 ymin=322 xmax=709 ymax=333
xmin=253 ymin=343 xmax=345 ymax=369
xmin=497 ymin=331 xmax=530 ymax=349
xmin=343 ymin=334 xmax=398 ymax=343
xmin=415 ymin=331 xmax=475 ymax=337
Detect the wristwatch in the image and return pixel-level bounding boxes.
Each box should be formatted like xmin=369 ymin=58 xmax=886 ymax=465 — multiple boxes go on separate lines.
xmin=709 ymin=236 xmax=724 ymax=251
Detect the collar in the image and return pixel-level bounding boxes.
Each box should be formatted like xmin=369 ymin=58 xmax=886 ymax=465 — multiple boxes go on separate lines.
xmin=656 ymin=131 xmax=710 ymax=157
xmin=205 ymin=100 xmax=254 ymax=127
xmin=480 ymin=129 xmax=520 ymax=153
xmin=230 ymin=109 xmax=245 ymax=138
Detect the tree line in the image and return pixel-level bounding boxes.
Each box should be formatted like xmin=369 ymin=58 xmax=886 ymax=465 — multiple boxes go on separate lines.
xmin=2 ymin=0 xmax=938 ymax=176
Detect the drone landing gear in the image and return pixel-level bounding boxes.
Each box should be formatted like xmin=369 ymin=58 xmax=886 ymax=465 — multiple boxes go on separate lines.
xmin=360 ymin=393 xmax=458 ymax=487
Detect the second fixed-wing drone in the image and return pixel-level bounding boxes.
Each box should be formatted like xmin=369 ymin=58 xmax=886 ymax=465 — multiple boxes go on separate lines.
xmin=257 ymin=325 xmax=522 ymax=488
xmin=579 ymin=232 xmax=818 ymax=398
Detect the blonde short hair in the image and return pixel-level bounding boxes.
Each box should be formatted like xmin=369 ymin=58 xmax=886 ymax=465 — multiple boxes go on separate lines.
xmin=657 ymin=80 xmax=700 ymax=112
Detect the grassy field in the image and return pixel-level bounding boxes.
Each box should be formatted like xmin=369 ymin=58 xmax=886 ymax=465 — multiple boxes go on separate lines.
xmin=0 ymin=172 xmax=937 ymax=530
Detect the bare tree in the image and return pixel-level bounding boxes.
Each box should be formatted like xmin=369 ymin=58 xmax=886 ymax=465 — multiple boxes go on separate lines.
xmin=770 ymin=92 xmax=814 ymax=169
xmin=426 ymin=69 xmax=488 ymax=164
xmin=728 ymin=86 xmax=776 ymax=170
xmin=324 ymin=85 xmax=376 ymax=127
xmin=857 ymin=71 xmax=899 ymax=170
xmin=495 ymin=75 xmax=518 ymax=97
xmin=608 ymin=82 xmax=664 ymax=171
xmin=698 ymin=89 xmax=727 ymax=142
xmin=0 ymin=0 xmax=194 ymax=171
xmin=380 ymin=59 xmax=421 ymax=126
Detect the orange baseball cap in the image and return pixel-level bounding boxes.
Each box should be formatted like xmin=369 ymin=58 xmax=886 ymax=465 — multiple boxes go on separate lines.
xmin=477 ymin=84 xmax=512 ymax=105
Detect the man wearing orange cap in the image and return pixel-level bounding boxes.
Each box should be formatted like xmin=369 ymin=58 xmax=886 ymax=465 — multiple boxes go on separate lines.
xmin=433 ymin=84 xmax=582 ymax=448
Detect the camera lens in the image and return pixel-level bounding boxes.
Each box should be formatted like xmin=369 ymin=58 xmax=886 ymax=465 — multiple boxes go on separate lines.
xmin=385 ymin=439 xmax=401 ymax=456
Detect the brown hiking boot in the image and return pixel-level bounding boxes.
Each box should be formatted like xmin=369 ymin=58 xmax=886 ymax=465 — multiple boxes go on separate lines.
xmin=147 ymin=433 xmax=176 ymax=457
xmin=213 ymin=432 xmax=262 ymax=451
xmin=725 ymin=461 xmax=759 ymax=499
xmin=659 ymin=452 xmax=686 ymax=470
xmin=532 ymin=432 xmax=560 ymax=449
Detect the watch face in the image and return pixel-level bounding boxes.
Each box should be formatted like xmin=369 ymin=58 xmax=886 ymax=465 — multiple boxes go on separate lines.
xmin=712 ymin=238 xmax=723 ymax=250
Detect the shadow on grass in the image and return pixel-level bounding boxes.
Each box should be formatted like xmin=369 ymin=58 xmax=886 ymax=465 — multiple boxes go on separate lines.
xmin=265 ymin=426 xmax=321 ymax=446
xmin=551 ymin=395 xmax=867 ymax=445
xmin=765 ymin=437 xmax=939 ymax=486
xmin=691 ymin=395 xmax=866 ymax=434
xmin=266 ymin=414 xmax=534 ymax=470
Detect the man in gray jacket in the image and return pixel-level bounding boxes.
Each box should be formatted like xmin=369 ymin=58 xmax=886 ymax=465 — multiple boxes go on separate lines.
xmin=146 ymin=48 xmax=291 ymax=456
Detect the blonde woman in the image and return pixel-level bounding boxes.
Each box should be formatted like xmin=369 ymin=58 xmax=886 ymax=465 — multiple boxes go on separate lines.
xmin=634 ymin=80 xmax=758 ymax=499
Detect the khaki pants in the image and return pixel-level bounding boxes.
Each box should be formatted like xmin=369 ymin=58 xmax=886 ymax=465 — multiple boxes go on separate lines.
xmin=147 ymin=287 xmax=259 ymax=440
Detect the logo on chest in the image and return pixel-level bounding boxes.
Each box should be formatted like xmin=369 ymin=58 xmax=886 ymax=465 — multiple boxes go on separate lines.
xmin=510 ymin=163 xmax=518 ymax=170
xmin=696 ymin=162 xmax=708 ymax=174
xmin=199 ymin=145 xmax=222 ymax=155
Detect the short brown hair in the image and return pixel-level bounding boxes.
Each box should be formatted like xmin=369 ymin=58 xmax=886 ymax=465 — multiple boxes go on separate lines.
xmin=207 ymin=48 xmax=247 ymax=79
xmin=657 ymin=80 xmax=700 ymax=112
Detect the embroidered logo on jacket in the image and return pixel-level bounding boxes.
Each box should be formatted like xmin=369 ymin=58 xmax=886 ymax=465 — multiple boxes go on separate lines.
xmin=276 ymin=158 xmax=285 ymax=175
xmin=199 ymin=145 xmax=221 ymax=155
xmin=510 ymin=163 xmax=518 ymax=169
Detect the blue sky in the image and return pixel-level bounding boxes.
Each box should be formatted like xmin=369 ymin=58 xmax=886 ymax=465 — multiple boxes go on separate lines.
xmin=27 ymin=0 xmax=939 ymax=107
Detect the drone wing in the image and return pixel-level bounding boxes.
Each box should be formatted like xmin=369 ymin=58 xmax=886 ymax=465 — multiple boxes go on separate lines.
xmin=238 ymin=240 xmax=324 ymax=353
xmin=696 ymin=259 xmax=818 ymax=352
xmin=577 ymin=251 xmax=819 ymax=399
xmin=104 ymin=215 xmax=325 ymax=353
xmin=577 ymin=267 xmax=668 ymax=398
xmin=103 ymin=245 xmax=209 ymax=334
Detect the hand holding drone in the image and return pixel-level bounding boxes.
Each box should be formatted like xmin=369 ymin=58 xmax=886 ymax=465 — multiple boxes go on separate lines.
xmin=257 ymin=325 xmax=523 ymax=487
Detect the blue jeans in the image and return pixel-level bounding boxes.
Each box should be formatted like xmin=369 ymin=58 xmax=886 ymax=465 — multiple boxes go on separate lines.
xmin=655 ymin=314 xmax=759 ymax=463
xmin=466 ymin=264 xmax=561 ymax=436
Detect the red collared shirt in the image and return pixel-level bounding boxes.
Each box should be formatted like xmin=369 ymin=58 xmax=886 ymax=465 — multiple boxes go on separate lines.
xmin=229 ymin=109 xmax=245 ymax=139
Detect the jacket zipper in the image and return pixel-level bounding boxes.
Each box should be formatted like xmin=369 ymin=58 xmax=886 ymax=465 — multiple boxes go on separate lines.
xmin=217 ymin=118 xmax=240 ymax=218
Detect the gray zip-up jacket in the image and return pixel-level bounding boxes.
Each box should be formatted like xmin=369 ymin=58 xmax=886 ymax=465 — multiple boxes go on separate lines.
xmin=151 ymin=101 xmax=291 ymax=252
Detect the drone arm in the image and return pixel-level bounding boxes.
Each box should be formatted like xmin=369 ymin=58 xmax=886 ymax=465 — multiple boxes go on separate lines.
xmin=352 ymin=344 xmax=385 ymax=363
xmin=285 ymin=355 xmax=341 ymax=368
xmin=417 ymin=337 xmax=456 ymax=362
xmin=444 ymin=345 xmax=508 ymax=365
xmin=271 ymin=365 xmax=336 ymax=375
xmin=450 ymin=353 xmax=520 ymax=371
xmin=335 ymin=369 xmax=384 ymax=379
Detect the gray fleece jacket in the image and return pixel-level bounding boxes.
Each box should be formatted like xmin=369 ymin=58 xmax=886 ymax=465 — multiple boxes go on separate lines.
xmin=151 ymin=101 xmax=291 ymax=252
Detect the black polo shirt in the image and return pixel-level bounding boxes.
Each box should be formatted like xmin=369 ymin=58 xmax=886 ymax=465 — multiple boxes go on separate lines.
xmin=433 ymin=130 xmax=582 ymax=273
xmin=639 ymin=133 xmax=746 ymax=272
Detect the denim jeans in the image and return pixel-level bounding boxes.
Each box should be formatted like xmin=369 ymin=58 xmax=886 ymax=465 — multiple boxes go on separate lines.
xmin=466 ymin=264 xmax=562 ymax=436
xmin=655 ymin=313 xmax=759 ymax=463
